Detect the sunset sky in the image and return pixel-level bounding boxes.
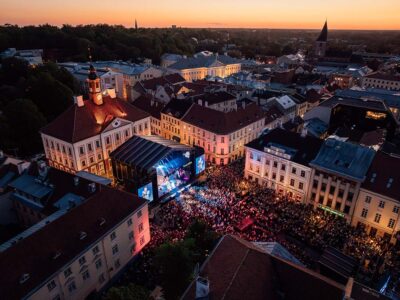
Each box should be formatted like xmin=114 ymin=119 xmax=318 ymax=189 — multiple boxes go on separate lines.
xmin=1 ymin=0 xmax=399 ymax=30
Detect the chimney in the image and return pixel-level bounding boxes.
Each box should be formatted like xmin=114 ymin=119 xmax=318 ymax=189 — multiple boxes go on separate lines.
xmin=301 ymin=128 xmax=308 ymax=138
xmin=73 ymin=176 xmax=80 ymax=186
xmin=74 ymin=95 xmax=84 ymax=107
xmin=241 ymin=101 xmax=246 ymax=109
xmin=195 ymin=277 xmax=210 ymax=299
xmin=198 ymin=99 xmax=203 ymax=106
xmin=37 ymin=161 xmax=48 ymax=178
xmin=204 ymin=101 xmax=208 ymax=107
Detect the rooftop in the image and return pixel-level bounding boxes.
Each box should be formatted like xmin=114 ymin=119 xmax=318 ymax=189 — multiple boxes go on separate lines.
xmin=246 ymin=128 xmax=323 ymax=165
xmin=182 ymin=102 xmax=265 ymax=135
xmin=169 ymin=54 xmax=241 ymax=70
xmin=0 ymin=186 xmax=147 ymax=300
xmin=182 ymin=235 xmax=344 ymax=300
xmin=110 ymin=135 xmax=193 ymax=171
xmin=41 ymin=97 xmax=149 ymax=143
xmin=310 ymin=138 xmax=375 ymax=182
xmin=362 ymin=151 xmax=400 ymax=200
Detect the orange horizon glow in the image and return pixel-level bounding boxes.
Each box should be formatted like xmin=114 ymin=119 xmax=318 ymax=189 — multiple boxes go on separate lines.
xmin=1 ymin=0 xmax=400 ymax=31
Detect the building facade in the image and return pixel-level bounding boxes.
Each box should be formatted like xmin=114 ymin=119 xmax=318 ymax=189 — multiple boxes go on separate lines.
xmin=0 ymin=186 xmax=151 ymax=300
xmin=308 ymin=138 xmax=375 ymax=221
xmin=41 ymin=66 xmax=151 ymax=177
xmin=244 ymin=128 xmax=323 ymax=202
xmin=361 ymin=72 xmax=400 ymax=91
xmin=351 ymin=151 xmax=400 ymax=241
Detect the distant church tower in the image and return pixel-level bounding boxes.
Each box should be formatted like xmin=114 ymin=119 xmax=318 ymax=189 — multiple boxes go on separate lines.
xmin=315 ymin=20 xmax=328 ymax=57
xmin=135 ymin=19 xmax=138 ymax=31
xmin=87 ymin=65 xmax=103 ymax=105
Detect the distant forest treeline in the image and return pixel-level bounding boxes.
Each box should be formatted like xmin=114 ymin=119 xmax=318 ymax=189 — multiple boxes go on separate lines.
xmin=1 ymin=25 xmax=399 ymax=64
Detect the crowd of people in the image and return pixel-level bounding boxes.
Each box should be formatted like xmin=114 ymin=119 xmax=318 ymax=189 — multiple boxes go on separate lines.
xmin=121 ymin=159 xmax=399 ymax=296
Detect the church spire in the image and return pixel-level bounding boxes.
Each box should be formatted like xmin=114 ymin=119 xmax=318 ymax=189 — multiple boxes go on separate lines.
xmin=135 ymin=19 xmax=138 ymax=31
xmin=316 ymin=20 xmax=328 ymax=42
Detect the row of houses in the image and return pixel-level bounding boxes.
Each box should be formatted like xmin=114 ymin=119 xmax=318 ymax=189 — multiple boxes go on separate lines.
xmin=245 ymin=128 xmax=400 ymax=242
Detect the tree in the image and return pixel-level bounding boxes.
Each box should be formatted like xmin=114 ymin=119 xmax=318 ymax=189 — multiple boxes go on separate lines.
xmin=186 ymin=219 xmax=219 ymax=257
xmin=153 ymin=242 xmax=194 ymax=300
xmin=0 ymin=98 xmax=46 ymax=155
xmin=103 ymin=284 xmax=150 ymax=300
xmin=26 ymin=72 xmax=73 ymax=122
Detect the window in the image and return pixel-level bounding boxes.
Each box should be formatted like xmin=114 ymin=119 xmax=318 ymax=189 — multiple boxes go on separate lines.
xmin=127 ymin=218 xmax=133 ymax=226
xmin=281 ymin=164 xmax=286 ymax=171
xmin=365 ymin=196 xmax=371 ymax=203
xmin=290 ymin=179 xmax=295 ymax=186
xmin=313 ymin=180 xmax=318 ymax=188
xmin=338 ymin=189 xmax=344 ymax=198
xmin=112 ymin=244 xmax=119 ymax=255
xmin=99 ymin=273 xmax=106 ymax=284
xmin=129 ymin=231 xmax=134 ymax=240
xmin=329 ymin=186 xmax=335 ymax=195
xmin=273 ymin=161 xmax=278 ymax=168
xmin=140 ymin=236 xmax=145 ymax=245
xmin=299 ymin=182 xmax=304 ymax=190
xmin=116 ymin=133 xmax=120 ymax=141
xmin=280 ymin=175 xmax=284 ymax=183
xmin=388 ymin=218 xmax=396 ymax=229
xmin=79 ymin=147 xmax=85 ymax=155
xmin=374 ymin=213 xmax=382 ymax=223
xmin=347 ymin=192 xmax=354 ymax=202
xmin=115 ymin=259 xmax=121 ymax=269
xmin=87 ymin=143 xmax=93 ymax=152
xmin=378 ymin=200 xmax=385 ymax=208
xmin=106 ymin=137 xmax=111 ymax=145
xmin=92 ymin=245 xmax=99 ymax=255
xmin=137 ymin=210 xmax=142 ymax=218
xmin=272 ymin=173 xmax=276 ymax=180
xmin=96 ymin=140 xmax=101 ymax=148
xmin=292 ymin=167 xmax=296 ymax=174
xmin=361 ymin=208 xmax=368 ymax=218
xmin=47 ymin=280 xmax=56 ymax=291
xmin=68 ymin=281 xmax=76 ymax=293
xmin=64 ymin=268 xmax=72 ymax=278
xmin=82 ymin=270 xmax=90 ymax=281
xmin=88 ymin=256 xmax=100 ymax=270
xmin=81 ymin=160 xmax=86 ymax=167
xmin=138 ymin=223 xmax=144 ymax=233
xmin=79 ymin=256 xmax=86 ymax=266
xmin=393 ymin=206 xmax=399 ymax=214
xmin=300 ymin=170 xmax=305 ymax=177
xmin=110 ymin=232 xmax=116 ymax=241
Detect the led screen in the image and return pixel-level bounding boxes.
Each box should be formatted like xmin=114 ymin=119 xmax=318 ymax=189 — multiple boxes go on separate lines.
xmin=195 ymin=154 xmax=206 ymax=175
xmin=138 ymin=182 xmax=154 ymax=202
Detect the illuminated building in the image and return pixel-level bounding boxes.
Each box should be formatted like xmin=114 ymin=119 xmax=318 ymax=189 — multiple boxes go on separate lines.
xmin=110 ymin=135 xmax=205 ymax=202
xmin=40 ymin=65 xmax=151 ymax=177
xmin=362 ymin=72 xmax=400 ymax=91
xmin=132 ymin=94 xmax=165 ymax=136
xmin=180 ymin=102 xmax=265 ymax=165
xmin=314 ymin=20 xmax=328 ymax=58
xmin=131 ymin=73 xmax=186 ymax=102
xmin=168 ymin=54 xmax=242 ymax=82
xmin=308 ymin=138 xmax=375 ymax=221
xmin=245 ymin=128 xmax=323 ymax=202
xmin=0 ymin=185 xmax=150 ymax=300
xmin=352 ymin=151 xmax=400 ymax=242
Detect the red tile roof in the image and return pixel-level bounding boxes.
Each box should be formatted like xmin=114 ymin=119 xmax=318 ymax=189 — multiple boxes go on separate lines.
xmin=182 ymin=235 xmax=345 ymax=300
xmin=182 ymin=102 xmax=265 ymax=135
xmin=362 ymin=151 xmax=400 ymax=200
xmin=41 ymin=97 xmax=149 ymax=143
xmin=0 ymin=186 xmax=147 ymax=300
xmin=132 ymin=94 xmax=165 ymax=119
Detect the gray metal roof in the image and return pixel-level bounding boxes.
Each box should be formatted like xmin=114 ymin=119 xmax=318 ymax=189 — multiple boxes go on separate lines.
xmin=310 ymin=138 xmax=375 ymax=182
xmin=110 ymin=135 xmax=193 ymax=171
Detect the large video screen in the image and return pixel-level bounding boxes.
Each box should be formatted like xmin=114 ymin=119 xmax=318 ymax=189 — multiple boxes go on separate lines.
xmin=156 ymin=151 xmax=193 ymax=197
xmin=195 ymin=154 xmax=206 ymax=175
xmin=138 ymin=182 xmax=154 ymax=202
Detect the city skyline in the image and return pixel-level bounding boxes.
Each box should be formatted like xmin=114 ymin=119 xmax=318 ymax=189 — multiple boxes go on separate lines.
xmin=1 ymin=0 xmax=400 ymax=30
